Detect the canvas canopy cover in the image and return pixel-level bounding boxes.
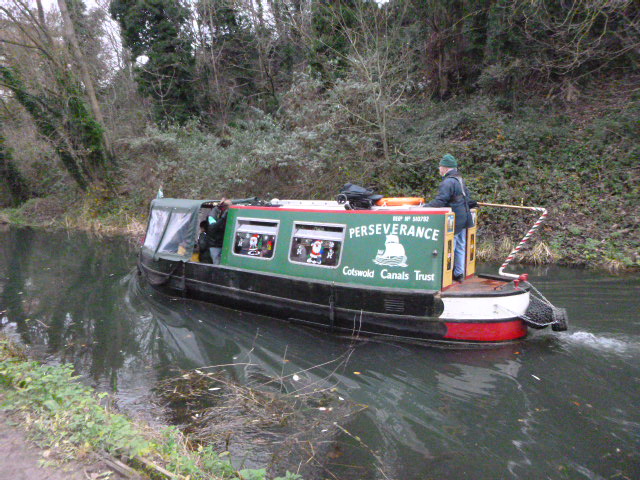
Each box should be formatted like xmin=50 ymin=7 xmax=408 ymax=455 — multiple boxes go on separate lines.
xmin=143 ymin=198 xmax=215 ymax=261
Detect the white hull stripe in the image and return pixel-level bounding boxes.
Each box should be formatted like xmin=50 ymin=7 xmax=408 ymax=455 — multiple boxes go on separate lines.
xmin=440 ymin=292 xmax=530 ymax=320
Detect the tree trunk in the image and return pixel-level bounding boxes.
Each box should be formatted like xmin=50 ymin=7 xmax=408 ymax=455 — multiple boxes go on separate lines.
xmin=35 ymin=0 xmax=47 ymax=31
xmin=0 ymin=121 xmax=31 ymax=205
xmin=268 ymin=0 xmax=285 ymax=38
xmin=56 ymin=0 xmax=112 ymax=155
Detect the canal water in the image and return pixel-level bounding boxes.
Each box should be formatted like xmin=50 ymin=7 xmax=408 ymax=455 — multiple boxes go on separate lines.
xmin=1 ymin=226 xmax=639 ymax=479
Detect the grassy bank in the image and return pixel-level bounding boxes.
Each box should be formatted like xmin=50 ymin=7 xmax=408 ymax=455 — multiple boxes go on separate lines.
xmin=0 ymin=334 xmax=300 ymax=480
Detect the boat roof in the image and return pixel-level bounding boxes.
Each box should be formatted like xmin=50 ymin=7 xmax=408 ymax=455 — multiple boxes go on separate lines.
xmin=240 ymin=199 xmax=451 ymax=215
xmin=269 ymin=199 xmax=450 ymax=213
xmin=151 ymin=198 xmax=216 ymax=211
xmin=149 ymin=198 xmax=451 ymax=214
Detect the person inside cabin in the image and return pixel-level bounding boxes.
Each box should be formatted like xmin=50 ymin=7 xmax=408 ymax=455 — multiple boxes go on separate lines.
xmin=197 ymin=220 xmax=213 ymax=263
xmin=426 ymin=154 xmax=477 ymax=282
xmin=206 ymin=198 xmax=232 ymax=265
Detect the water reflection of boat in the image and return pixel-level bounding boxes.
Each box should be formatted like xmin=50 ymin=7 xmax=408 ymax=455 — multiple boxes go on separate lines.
xmin=143 ymin=281 xmax=360 ymax=390
xmin=138 ymin=198 xmax=568 ymax=343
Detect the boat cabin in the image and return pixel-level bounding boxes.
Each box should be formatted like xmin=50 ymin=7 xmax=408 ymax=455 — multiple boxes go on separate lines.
xmin=141 ymin=198 xmax=478 ymax=292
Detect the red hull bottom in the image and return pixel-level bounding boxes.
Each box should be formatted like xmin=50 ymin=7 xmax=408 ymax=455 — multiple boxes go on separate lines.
xmin=444 ymin=320 xmax=528 ymax=342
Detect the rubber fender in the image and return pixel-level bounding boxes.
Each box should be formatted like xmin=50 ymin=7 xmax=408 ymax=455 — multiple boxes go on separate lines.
xmin=524 ymin=295 xmax=553 ymax=329
xmin=552 ymin=307 xmax=569 ymax=332
xmin=376 ymin=197 xmax=425 ymax=206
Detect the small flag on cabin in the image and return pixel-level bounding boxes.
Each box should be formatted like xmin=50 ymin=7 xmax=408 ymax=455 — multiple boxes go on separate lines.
xmin=157 ymin=187 xmax=163 ymax=199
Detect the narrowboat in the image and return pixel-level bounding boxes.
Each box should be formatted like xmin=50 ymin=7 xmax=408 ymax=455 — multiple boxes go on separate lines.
xmin=137 ymin=197 xmax=568 ymax=343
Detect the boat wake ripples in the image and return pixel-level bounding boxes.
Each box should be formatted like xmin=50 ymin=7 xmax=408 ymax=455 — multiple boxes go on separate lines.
xmin=562 ymin=331 xmax=638 ymax=354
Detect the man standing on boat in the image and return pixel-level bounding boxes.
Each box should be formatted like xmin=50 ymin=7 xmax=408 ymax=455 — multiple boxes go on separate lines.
xmin=207 ymin=198 xmax=232 ymax=264
xmin=426 ymin=154 xmax=476 ymax=282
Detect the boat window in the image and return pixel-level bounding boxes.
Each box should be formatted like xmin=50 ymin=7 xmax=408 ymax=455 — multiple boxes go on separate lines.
xmin=289 ymin=223 xmax=345 ymax=268
xmin=144 ymin=209 xmax=170 ymax=250
xmin=158 ymin=211 xmax=193 ymax=256
xmin=233 ymin=218 xmax=279 ymax=259
xmin=446 ymin=214 xmax=455 ymax=233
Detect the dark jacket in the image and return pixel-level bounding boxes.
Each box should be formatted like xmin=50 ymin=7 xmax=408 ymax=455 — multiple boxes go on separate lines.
xmin=198 ymin=231 xmax=208 ymax=252
xmin=197 ymin=231 xmax=213 ymax=263
xmin=426 ymin=170 xmax=476 ymax=234
xmin=206 ymin=210 xmax=228 ymax=248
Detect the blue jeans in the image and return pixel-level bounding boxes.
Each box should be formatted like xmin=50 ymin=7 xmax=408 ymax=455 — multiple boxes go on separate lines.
xmin=210 ymin=247 xmax=222 ymax=265
xmin=453 ymin=230 xmax=466 ymax=277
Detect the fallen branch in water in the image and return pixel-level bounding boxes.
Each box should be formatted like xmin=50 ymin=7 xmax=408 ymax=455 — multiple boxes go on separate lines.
xmin=155 ymin=348 xmax=375 ymax=478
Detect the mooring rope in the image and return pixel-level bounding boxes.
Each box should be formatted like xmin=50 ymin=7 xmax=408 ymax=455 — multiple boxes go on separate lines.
xmin=478 ymin=202 xmax=548 ymax=279
xmin=495 ymin=300 xmax=556 ymax=328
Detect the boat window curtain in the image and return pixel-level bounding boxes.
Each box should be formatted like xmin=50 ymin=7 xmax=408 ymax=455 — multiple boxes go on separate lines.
xmin=158 ymin=212 xmax=193 ymax=256
xmin=144 ymin=209 xmax=170 ymax=250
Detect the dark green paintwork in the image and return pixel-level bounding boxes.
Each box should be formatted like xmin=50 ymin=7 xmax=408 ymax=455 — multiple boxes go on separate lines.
xmin=222 ymin=207 xmax=447 ymax=290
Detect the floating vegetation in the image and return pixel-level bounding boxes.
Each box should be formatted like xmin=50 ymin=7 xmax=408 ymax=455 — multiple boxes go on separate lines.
xmin=156 ymin=365 xmax=367 ymax=478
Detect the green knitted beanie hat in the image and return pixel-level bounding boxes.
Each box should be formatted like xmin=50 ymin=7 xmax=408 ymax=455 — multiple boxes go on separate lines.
xmin=440 ymin=154 xmax=457 ymax=168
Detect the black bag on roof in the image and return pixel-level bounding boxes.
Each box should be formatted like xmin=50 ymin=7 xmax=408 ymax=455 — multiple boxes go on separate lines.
xmin=336 ymin=183 xmax=383 ymax=210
